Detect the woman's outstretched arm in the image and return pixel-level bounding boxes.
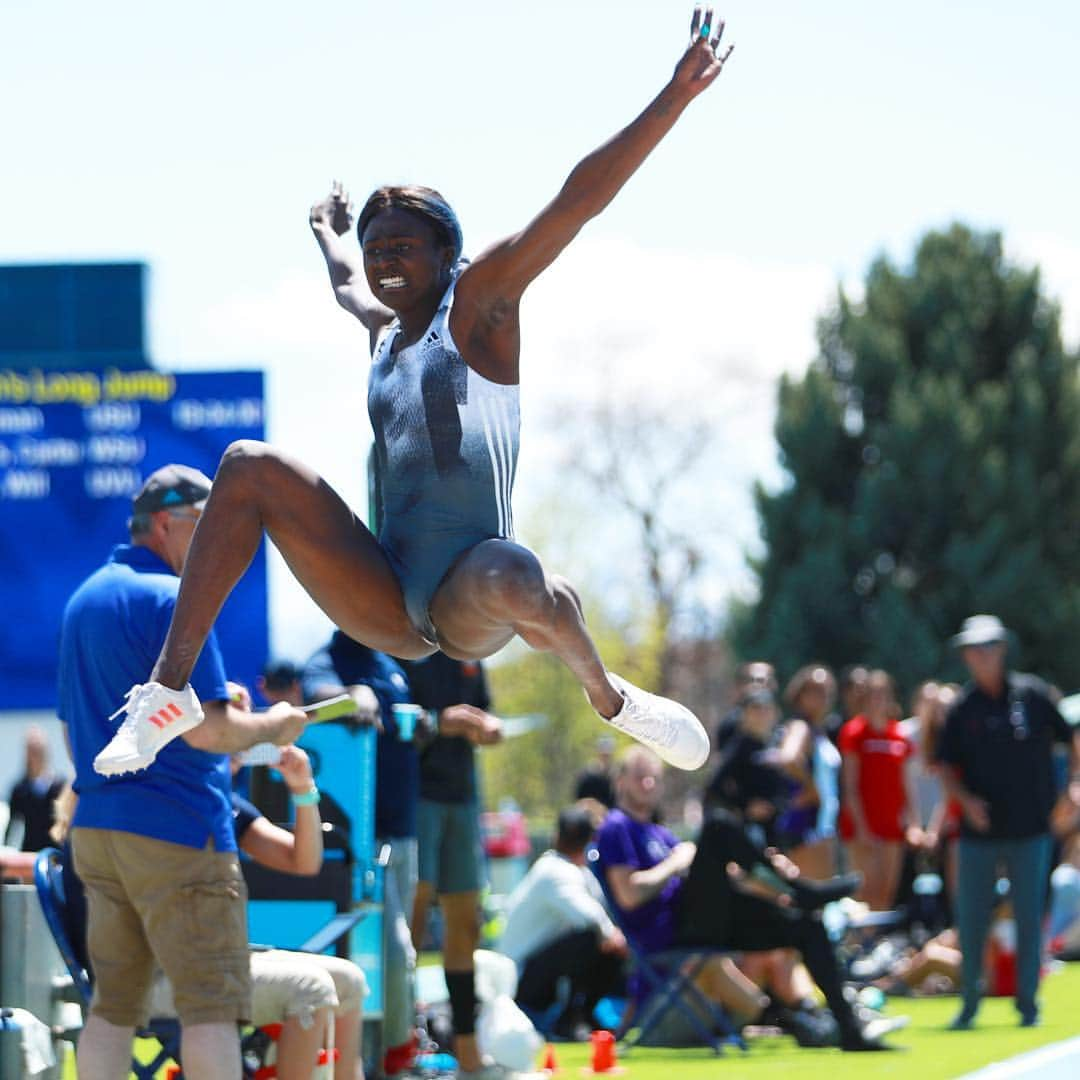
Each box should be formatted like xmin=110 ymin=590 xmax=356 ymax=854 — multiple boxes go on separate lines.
xmin=454 ymin=7 xmax=733 ymax=376
xmin=310 ymin=180 xmax=394 ymax=349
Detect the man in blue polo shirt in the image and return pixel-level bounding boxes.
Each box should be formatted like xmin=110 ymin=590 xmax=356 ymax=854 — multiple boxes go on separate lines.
xmin=58 ymin=464 xmax=308 ymax=1080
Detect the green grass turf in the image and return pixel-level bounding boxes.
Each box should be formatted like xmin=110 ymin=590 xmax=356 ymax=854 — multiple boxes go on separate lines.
xmin=549 ymin=963 xmax=1080 ymax=1080
xmin=61 ymin=962 xmax=1080 ymax=1079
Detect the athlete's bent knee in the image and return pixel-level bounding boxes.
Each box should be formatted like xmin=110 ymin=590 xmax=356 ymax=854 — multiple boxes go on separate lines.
xmin=217 ymin=439 xmax=290 ymax=494
xmin=477 ymin=544 xmax=549 ymax=618
xmin=219 ymin=438 xmax=272 ymax=476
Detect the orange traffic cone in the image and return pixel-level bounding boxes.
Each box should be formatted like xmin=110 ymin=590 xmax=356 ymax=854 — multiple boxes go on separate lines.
xmin=590 ymin=1030 xmax=617 ymax=1073
xmin=543 ymin=1043 xmax=560 ymax=1073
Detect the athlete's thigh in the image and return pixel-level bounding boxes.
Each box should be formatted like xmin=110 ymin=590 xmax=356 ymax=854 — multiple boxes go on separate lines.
xmin=251 ymin=446 xmax=430 ymax=657
xmin=426 ymin=539 xmax=532 ymax=659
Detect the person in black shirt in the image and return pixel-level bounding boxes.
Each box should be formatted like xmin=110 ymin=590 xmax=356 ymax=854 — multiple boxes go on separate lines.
xmin=5 ymin=726 xmax=65 ymax=851
xmin=705 ymin=688 xmax=789 ymax=846
xmin=937 ymin=615 xmax=1079 ymax=1030
xmin=713 ymin=662 xmax=778 ymax=755
xmin=301 ymin=632 xmax=422 ymax=1076
xmin=401 ymin=653 xmax=504 ymax=1078
xmin=573 ymin=735 xmax=617 ymax=808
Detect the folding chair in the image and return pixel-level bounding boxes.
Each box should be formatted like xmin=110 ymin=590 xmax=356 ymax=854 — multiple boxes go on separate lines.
xmin=616 ymin=935 xmax=746 ymax=1054
xmin=589 ymin=857 xmax=745 ymax=1056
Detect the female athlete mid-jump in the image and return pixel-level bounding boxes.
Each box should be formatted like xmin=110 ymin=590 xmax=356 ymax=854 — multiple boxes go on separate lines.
xmin=96 ymin=8 xmax=733 ymax=777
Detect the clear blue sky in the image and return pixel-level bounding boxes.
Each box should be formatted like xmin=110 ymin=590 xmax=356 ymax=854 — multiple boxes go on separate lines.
xmin=4 ymin=0 xmax=1078 ymax=658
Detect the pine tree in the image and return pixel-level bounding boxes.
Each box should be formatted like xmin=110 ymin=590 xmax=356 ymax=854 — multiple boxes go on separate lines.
xmin=734 ymin=224 xmax=1080 ymax=695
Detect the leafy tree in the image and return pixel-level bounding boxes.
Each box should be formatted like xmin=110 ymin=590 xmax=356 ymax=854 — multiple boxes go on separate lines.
xmin=734 ymin=224 xmax=1080 ymax=695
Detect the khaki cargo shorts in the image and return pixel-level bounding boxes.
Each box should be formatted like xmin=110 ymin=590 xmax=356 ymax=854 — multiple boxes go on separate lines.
xmin=72 ymin=827 xmax=251 ymax=1027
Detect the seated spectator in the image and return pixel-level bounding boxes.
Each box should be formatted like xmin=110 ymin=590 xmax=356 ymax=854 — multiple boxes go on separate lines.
xmin=838 ymin=670 xmax=922 ymax=910
xmin=876 ymin=896 xmax=1022 ymax=1001
xmin=499 ymin=806 xmax=626 ymax=1038
xmin=5 ymin=726 xmax=66 ymax=851
xmin=227 ymin=741 xmax=367 ymax=1080
xmin=596 ymin=747 xmax=896 ymax=1051
xmin=574 ymin=736 xmax=617 ymax=809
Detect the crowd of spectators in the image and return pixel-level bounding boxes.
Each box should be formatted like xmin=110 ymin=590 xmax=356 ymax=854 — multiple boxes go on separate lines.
xmin=503 ymin=612 xmax=1080 ymax=1052
xmin=6 ymin=502 xmax=1080 ymax=1071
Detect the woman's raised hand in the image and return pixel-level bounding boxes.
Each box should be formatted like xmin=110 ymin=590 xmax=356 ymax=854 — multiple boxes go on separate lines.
xmin=671 ymin=6 xmax=734 ymax=99
xmin=310 ymin=179 xmax=354 ymax=236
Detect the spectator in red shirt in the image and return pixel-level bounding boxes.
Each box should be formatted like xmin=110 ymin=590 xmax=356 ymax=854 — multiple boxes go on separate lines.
xmin=839 ymin=670 xmax=922 ymax=910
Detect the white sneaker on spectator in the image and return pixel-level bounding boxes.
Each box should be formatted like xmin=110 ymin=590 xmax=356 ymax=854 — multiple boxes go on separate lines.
xmin=861 ymin=1014 xmax=910 ymax=1041
xmin=603 ymin=674 xmax=710 ymax=771
xmin=94 ymin=682 xmax=204 ymax=776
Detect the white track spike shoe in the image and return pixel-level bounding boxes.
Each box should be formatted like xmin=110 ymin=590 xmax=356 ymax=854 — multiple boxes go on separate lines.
xmin=94 ymin=682 xmax=204 ymax=776
xmin=603 ymin=674 xmax=710 ymax=771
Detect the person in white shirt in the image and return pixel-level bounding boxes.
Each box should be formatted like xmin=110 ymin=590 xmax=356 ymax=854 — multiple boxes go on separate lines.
xmin=500 ymin=807 xmax=627 ymax=1036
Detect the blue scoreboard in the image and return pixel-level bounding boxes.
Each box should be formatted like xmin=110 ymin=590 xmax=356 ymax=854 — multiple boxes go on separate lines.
xmin=0 ymin=367 xmax=268 ymax=710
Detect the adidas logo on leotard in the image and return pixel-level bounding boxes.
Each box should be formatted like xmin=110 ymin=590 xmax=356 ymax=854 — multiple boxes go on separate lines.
xmin=420 ymin=330 xmax=441 ymax=359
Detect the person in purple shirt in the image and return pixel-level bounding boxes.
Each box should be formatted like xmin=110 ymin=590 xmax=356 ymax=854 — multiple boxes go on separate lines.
xmin=594 ymin=747 xmax=898 ymax=1052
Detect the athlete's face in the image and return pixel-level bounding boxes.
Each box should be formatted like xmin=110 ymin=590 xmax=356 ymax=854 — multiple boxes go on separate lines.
xmin=362 ymin=209 xmax=453 ymax=311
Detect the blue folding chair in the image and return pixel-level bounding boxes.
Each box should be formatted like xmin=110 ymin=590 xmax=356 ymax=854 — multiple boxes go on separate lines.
xmin=588 ymin=855 xmax=745 ymax=1055
xmin=616 ymin=937 xmax=745 ymax=1054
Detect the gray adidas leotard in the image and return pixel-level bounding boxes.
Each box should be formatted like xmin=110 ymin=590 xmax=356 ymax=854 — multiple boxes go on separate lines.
xmin=368 ymin=274 xmax=520 ymax=643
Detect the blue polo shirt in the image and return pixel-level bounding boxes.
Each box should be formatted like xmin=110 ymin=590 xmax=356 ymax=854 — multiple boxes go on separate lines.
xmin=58 ymin=544 xmax=234 ymax=851
xmin=302 ymin=631 xmax=418 ymax=839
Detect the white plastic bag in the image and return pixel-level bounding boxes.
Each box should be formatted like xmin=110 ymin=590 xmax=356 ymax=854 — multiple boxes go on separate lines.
xmin=474 ymin=948 xmax=519 ymax=1002
xmin=476 ymin=993 xmax=542 ymax=1072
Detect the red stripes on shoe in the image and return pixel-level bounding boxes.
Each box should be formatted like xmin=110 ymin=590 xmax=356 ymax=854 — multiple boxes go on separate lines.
xmin=148 ymin=706 xmax=184 ymax=729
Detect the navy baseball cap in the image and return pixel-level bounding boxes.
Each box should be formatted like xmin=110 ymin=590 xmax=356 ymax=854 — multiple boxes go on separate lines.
xmin=132 ymin=464 xmax=212 ymax=514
